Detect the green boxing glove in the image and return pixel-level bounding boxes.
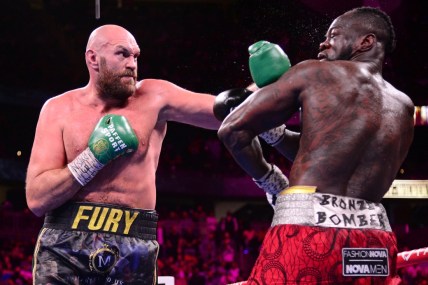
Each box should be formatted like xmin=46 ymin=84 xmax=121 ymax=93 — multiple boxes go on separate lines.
xmin=249 ymin=41 xmax=291 ymax=146
xmin=68 ymin=114 xmax=139 ymax=186
xmin=249 ymin=40 xmax=291 ymax=88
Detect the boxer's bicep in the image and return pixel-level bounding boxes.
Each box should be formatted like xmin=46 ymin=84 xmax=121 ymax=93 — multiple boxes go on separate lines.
xmin=229 ymin=79 xmax=299 ymax=139
xmin=160 ymin=81 xmax=219 ymax=129
xmin=27 ymin=101 xmax=66 ymax=183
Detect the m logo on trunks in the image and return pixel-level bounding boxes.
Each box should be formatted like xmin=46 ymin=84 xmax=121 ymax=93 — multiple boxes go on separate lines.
xmin=89 ymin=244 xmax=119 ymax=274
xmin=342 ymin=248 xmax=389 ymax=276
xmin=71 ymin=205 xmax=139 ymax=235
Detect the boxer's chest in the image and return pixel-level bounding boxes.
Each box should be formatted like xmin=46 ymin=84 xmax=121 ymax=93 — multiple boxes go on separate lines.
xmin=62 ymin=107 xmax=159 ymax=161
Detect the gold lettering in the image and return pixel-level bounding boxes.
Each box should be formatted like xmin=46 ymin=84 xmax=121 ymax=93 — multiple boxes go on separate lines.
xmin=72 ymin=206 xmax=93 ymax=229
xmin=124 ymin=211 xmax=139 ymax=234
xmin=103 ymin=209 xmax=123 ymax=233
xmin=88 ymin=207 xmax=109 ymax=230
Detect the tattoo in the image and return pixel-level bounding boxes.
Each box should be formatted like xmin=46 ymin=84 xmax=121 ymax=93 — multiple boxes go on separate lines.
xmin=292 ymin=64 xmax=392 ymax=197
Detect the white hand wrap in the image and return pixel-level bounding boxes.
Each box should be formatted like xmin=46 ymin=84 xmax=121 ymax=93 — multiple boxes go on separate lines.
xmin=67 ymin=148 xmax=104 ymax=186
xmin=259 ymin=124 xmax=286 ymax=146
xmin=265 ymin=193 xmax=277 ymax=209
xmin=253 ymin=164 xmax=289 ymax=195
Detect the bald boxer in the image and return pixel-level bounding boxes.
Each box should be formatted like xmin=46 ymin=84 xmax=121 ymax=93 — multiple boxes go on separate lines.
xmin=26 ymin=25 xmax=220 ymax=285
xmin=219 ymin=7 xmax=414 ymax=285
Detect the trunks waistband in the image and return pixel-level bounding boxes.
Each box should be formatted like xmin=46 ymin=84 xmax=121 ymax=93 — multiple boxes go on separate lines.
xmin=272 ymin=186 xmax=392 ymax=232
xmin=44 ymin=202 xmax=158 ymax=239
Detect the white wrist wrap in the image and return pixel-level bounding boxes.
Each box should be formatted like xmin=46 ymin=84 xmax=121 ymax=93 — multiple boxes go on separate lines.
xmin=265 ymin=193 xmax=276 ymax=208
xmin=259 ymin=124 xmax=286 ymax=146
xmin=253 ymin=164 xmax=289 ymax=195
xmin=67 ymin=148 xmax=104 ymax=186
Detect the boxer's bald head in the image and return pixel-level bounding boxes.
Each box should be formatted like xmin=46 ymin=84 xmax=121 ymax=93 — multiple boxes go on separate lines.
xmin=85 ymin=25 xmax=140 ymax=102
xmin=86 ymin=25 xmax=138 ymax=52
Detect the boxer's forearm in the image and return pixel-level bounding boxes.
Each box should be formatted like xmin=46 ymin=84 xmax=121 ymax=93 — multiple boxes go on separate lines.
xmin=26 ymin=168 xmax=82 ymax=217
xmin=272 ymin=129 xmax=300 ymax=162
xmin=218 ymin=126 xmax=271 ymax=180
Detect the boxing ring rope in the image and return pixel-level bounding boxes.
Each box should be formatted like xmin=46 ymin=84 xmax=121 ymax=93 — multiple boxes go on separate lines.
xmin=397 ymin=246 xmax=428 ymax=268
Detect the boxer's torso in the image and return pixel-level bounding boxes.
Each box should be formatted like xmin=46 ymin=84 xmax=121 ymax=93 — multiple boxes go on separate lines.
xmin=291 ymin=60 xmax=414 ymax=202
xmin=60 ymin=80 xmax=170 ymax=210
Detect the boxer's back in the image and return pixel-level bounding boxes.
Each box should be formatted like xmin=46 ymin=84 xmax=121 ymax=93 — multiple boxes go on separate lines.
xmin=292 ymin=60 xmax=414 ymax=202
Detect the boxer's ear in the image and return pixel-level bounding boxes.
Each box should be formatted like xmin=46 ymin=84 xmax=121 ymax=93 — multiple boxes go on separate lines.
xmin=86 ymin=50 xmax=99 ymax=71
xmin=359 ymin=34 xmax=375 ymax=52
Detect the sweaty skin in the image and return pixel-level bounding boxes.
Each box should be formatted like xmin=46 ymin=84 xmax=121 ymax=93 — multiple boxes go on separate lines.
xmin=26 ymin=25 xmax=220 ymax=217
xmin=218 ymin=13 xmax=414 ymax=203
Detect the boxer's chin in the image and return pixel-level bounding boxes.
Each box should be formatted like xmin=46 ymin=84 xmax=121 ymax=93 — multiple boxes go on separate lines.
xmin=114 ymin=84 xmax=135 ymax=100
xmin=317 ymin=53 xmax=328 ymax=61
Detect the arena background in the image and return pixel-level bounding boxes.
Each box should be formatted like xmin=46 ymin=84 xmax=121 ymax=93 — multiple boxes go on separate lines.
xmin=0 ymin=0 xmax=427 ymax=283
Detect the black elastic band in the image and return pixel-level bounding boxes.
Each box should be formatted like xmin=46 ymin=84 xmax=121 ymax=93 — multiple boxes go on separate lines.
xmin=44 ymin=202 xmax=158 ymax=240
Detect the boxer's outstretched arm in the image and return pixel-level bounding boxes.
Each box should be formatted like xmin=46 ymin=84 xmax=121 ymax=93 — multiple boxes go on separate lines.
xmin=26 ymin=98 xmax=81 ymax=217
xmin=149 ymin=79 xmax=221 ymax=130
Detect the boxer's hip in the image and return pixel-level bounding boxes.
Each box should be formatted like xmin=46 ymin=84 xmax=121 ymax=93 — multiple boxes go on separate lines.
xmin=272 ymin=186 xmax=392 ymax=232
xmin=34 ymin=202 xmax=160 ymax=284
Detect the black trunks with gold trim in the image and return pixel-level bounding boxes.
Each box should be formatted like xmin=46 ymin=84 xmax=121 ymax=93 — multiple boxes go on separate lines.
xmin=44 ymin=202 xmax=158 ymax=239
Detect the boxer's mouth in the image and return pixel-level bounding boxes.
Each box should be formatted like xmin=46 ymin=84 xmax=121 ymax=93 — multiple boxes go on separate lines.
xmin=317 ymin=53 xmax=327 ymax=61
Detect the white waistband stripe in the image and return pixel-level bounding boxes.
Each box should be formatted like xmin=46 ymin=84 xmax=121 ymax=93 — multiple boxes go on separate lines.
xmin=272 ymin=192 xmax=392 ymax=232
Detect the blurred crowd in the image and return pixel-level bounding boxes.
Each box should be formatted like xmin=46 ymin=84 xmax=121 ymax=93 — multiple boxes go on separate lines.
xmin=1 ymin=201 xmax=428 ymax=285
xmin=0 ymin=1 xmax=427 ymax=284
xmin=0 ymin=0 xmax=427 ymax=178
xmin=156 ymin=207 xmax=263 ymax=284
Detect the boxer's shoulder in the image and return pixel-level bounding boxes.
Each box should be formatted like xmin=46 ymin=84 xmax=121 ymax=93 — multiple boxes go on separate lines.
xmin=136 ymin=78 xmax=200 ymax=107
xmin=40 ymin=89 xmax=78 ymax=119
xmin=136 ymin=78 xmax=176 ymax=93
xmin=292 ymin=59 xmax=358 ymax=75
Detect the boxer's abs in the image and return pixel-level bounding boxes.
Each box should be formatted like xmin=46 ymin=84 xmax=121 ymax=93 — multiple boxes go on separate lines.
xmin=73 ymin=175 xmax=157 ymax=210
